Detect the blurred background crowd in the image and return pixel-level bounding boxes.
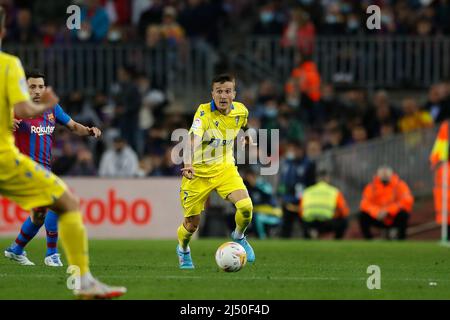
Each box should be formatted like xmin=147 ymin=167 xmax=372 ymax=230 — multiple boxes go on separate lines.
xmin=1 ymin=0 xmax=448 ymax=178
xmin=1 ymin=0 xmax=450 ymax=238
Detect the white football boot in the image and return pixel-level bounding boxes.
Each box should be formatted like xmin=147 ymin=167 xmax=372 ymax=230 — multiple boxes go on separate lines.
xmin=4 ymin=249 xmax=35 ymax=266
xmin=44 ymin=253 xmax=63 ymax=267
xmin=74 ymin=278 xmax=127 ymax=300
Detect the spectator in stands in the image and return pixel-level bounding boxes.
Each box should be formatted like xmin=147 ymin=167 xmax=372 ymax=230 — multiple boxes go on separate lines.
xmin=299 ymin=168 xmax=349 ymax=239
xmin=285 ymin=55 xmax=321 ymax=124
xmin=52 ymin=140 xmax=78 ymax=176
xmin=321 ymin=1 xmax=345 ymax=35
xmin=111 ymin=64 xmax=142 ymax=151
xmin=278 ymin=108 xmax=305 ymax=143
xmin=6 ymin=7 xmax=38 ymax=43
xmin=138 ymin=0 xmax=163 ymax=39
xmin=68 ymin=147 xmax=97 ymax=176
xmin=160 ymin=6 xmax=185 ymax=47
xmin=160 ymin=146 xmax=182 ymax=176
xmin=306 ymin=138 xmax=323 ymax=161
xmin=143 ymin=125 xmax=168 ymax=156
xmin=398 ymin=98 xmax=433 ymax=133
xmin=72 ymin=0 xmax=110 ymax=42
xmin=244 ymin=169 xmax=282 ymax=239
xmin=322 ymin=119 xmax=346 ymax=150
xmin=359 ymin=166 xmax=414 ymax=240
xmin=260 ymin=98 xmax=280 ymax=131
xmin=345 ymin=12 xmax=362 ymax=35
xmin=178 ymin=0 xmax=223 ymax=47
xmin=350 ymin=125 xmax=368 ymax=144
xmin=281 ymin=8 xmax=315 ymax=56
xmin=252 ymin=1 xmax=286 ymax=36
xmin=137 ymin=155 xmax=153 ymax=177
xmin=278 ymin=140 xmax=316 ymax=238
xmin=99 ymin=136 xmax=140 ymax=177
xmin=319 ymin=84 xmax=346 ymax=122
xmin=379 ymin=121 xmax=397 ymax=139
xmin=365 ymin=90 xmax=401 ymax=138
xmin=145 ymin=23 xmax=162 ymax=47
xmin=424 ymin=83 xmax=450 ymax=123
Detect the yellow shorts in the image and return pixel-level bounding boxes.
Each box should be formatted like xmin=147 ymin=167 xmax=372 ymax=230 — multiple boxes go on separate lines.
xmin=0 ymin=150 xmax=67 ymax=211
xmin=180 ymin=165 xmax=247 ymax=217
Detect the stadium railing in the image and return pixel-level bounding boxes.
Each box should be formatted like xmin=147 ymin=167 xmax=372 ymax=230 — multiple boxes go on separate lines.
xmin=232 ymin=36 xmax=450 ymax=90
xmin=3 ymin=41 xmax=216 ymax=108
xmin=4 ymin=36 xmax=450 ymax=107
xmin=315 ymin=126 xmax=438 ymax=214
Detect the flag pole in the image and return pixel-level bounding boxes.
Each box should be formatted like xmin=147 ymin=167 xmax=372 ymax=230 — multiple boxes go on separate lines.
xmin=442 ymin=160 xmax=448 ymax=244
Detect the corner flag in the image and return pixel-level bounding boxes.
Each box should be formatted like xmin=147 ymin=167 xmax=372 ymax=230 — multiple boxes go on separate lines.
xmin=430 ymin=121 xmax=449 ymax=244
xmin=430 ymin=121 xmax=449 ymax=167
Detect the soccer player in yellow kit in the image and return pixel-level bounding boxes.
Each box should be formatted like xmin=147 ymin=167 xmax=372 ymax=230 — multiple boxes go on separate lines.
xmin=0 ymin=7 xmax=125 ymax=299
xmin=177 ymin=74 xmax=255 ymax=269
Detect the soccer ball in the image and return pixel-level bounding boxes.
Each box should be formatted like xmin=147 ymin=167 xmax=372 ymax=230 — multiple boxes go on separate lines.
xmin=215 ymin=242 xmax=247 ymax=272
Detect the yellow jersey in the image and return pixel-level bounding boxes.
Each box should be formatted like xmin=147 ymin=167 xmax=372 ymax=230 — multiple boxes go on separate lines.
xmin=188 ymin=100 xmax=249 ymax=177
xmin=0 ymin=51 xmax=30 ymax=153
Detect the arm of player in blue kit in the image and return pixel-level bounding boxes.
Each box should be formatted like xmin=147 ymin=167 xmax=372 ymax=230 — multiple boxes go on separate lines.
xmin=54 ymin=104 xmax=72 ymax=125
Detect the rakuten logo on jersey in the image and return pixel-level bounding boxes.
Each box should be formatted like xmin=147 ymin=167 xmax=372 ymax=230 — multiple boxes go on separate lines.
xmin=31 ymin=125 xmax=55 ymax=136
xmin=0 ymin=189 xmax=151 ymax=230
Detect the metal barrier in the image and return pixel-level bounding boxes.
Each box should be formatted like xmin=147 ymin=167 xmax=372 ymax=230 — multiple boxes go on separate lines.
xmin=233 ymin=36 xmax=450 ymax=89
xmin=5 ymin=36 xmax=449 ymax=107
xmin=3 ymin=42 xmax=216 ymax=107
xmin=316 ymin=126 xmax=439 ymax=214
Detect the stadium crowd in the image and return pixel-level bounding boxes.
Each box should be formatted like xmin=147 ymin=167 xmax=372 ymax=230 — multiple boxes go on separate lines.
xmin=2 ymin=1 xmax=450 ymax=239
xmin=1 ymin=0 xmax=449 ymax=47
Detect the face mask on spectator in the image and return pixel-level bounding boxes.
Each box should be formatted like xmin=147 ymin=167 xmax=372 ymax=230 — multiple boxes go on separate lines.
xmin=78 ymin=29 xmax=91 ymax=41
xmin=325 ymin=14 xmax=338 ymax=24
xmin=260 ymin=11 xmax=274 ymax=24
xmin=287 ymin=97 xmax=299 ymax=107
xmin=264 ymin=107 xmax=278 ymax=118
xmin=347 ymin=19 xmax=359 ymax=30
xmin=381 ymin=15 xmax=392 ymax=25
xmin=108 ymin=30 xmax=122 ymax=42
xmin=286 ymin=151 xmax=295 ymax=160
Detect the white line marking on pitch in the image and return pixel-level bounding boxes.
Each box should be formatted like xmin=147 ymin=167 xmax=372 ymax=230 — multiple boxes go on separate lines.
xmin=2 ymin=273 xmax=449 ymax=283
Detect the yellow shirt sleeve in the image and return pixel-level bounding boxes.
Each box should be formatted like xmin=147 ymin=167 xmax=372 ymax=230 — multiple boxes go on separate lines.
xmin=243 ymin=107 xmax=249 ymax=127
xmin=7 ymin=57 xmax=30 ymax=106
xmin=188 ymin=106 xmax=208 ymax=137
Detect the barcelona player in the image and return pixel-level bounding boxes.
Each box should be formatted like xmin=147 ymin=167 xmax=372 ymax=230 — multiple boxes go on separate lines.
xmin=4 ymin=70 xmax=101 ymax=267
xmin=177 ymin=74 xmax=255 ymax=269
xmin=0 ymin=6 xmax=125 ymax=298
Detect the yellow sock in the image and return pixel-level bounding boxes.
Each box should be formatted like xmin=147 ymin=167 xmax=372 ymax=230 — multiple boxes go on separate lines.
xmin=58 ymin=211 xmax=90 ymax=275
xmin=177 ymin=223 xmax=193 ymax=251
xmin=235 ymin=198 xmax=253 ymax=234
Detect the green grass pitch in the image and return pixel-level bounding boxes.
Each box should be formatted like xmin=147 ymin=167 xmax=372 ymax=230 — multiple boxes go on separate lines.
xmin=0 ymin=239 xmax=449 ymax=300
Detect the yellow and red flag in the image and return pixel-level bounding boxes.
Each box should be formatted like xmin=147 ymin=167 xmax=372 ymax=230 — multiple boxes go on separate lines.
xmin=430 ymin=121 xmax=449 ymax=167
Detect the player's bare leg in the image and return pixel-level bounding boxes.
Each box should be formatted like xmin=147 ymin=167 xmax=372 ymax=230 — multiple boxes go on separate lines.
xmin=176 ymin=215 xmax=200 ymax=269
xmin=227 ymin=189 xmax=255 ymax=262
xmin=49 ymin=190 xmax=126 ymax=299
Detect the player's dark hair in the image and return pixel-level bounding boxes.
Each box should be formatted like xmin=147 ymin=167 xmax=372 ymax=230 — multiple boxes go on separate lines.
xmin=211 ymin=73 xmax=235 ymax=88
xmin=0 ymin=6 xmax=5 ymax=32
xmin=26 ymin=69 xmax=46 ymax=83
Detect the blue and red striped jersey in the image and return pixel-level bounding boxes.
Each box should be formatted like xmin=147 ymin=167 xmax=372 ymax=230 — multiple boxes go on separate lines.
xmin=14 ymin=104 xmax=71 ymax=169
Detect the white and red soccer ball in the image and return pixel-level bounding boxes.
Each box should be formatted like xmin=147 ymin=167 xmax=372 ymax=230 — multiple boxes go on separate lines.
xmin=215 ymin=241 xmax=247 ymax=272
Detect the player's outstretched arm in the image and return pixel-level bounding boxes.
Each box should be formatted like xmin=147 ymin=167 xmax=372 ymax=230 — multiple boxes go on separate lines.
xmin=66 ymin=120 xmax=102 ymax=138
xmin=14 ymin=87 xmax=59 ymax=119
